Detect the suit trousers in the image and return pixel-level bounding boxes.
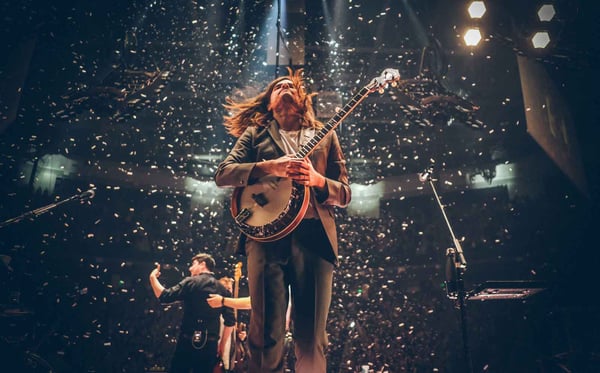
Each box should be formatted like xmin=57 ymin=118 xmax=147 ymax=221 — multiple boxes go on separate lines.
xmin=245 ymin=219 xmax=334 ymax=373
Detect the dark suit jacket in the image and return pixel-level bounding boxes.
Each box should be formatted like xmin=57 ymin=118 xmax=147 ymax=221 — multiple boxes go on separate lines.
xmin=215 ymin=120 xmax=351 ymax=262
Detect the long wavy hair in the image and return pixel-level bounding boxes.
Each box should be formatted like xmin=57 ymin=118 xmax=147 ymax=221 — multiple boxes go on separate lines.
xmin=223 ymin=68 xmax=323 ymax=138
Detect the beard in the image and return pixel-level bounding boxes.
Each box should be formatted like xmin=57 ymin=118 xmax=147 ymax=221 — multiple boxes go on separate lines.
xmin=270 ymin=91 xmax=302 ymax=113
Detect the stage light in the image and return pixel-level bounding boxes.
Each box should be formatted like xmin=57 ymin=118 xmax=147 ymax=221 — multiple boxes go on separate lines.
xmin=537 ymin=4 xmax=556 ymax=22
xmin=463 ymin=28 xmax=482 ymax=46
xmin=467 ymin=1 xmax=486 ymax=19
xmin=531 ymin=31 xmax=551 ymax=48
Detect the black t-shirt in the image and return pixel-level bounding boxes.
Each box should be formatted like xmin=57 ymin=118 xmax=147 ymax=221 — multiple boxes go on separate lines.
xmin=159 ymin=272 xmax=235 ymax=335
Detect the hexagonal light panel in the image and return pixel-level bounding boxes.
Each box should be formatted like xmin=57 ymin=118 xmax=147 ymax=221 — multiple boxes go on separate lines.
xmin=537 ymin=4 xmax=556 ymax=22
xmin=464 ymin=28 xmax=482 ymax=46
xmin=531 ymin=31 xmax=551 ymax=48
xmin=468 ymin=1 xmax=487 ymax=19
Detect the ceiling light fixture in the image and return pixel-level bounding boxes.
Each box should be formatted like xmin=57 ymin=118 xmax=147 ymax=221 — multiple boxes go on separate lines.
xmin=464 ymin=28 xmax=482 ymax=46
xmin=537 ymin=4 xmax=556 ymax=22
xmin=468 ymin=1 xmax=487 ymax=19
xmin=531 ymin=31 xmax=551 ymax=48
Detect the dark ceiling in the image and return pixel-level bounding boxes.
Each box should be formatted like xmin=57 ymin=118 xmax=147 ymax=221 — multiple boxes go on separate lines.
xmin=2 ymin=0 xmax=597 ymax=188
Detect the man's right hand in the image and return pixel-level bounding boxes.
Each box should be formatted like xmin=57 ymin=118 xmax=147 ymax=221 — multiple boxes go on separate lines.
xmin=149 ymin=263 xmax=161 ymax=279
xmin=257 ymin=155 xmax=295 ymax=178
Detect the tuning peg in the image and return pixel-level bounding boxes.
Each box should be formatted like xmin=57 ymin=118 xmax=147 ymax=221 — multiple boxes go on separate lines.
xmin=378 ymin=88 xmax=385 ymax=94
xmin=390 ymin=81 xmax=398 ymax=88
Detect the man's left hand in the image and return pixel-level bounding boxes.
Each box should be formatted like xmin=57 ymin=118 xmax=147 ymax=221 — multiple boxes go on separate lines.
xmin=286 ymin=158 xmax=326 ymax=187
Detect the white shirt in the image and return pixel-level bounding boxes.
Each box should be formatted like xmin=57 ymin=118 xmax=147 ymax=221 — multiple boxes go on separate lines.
xmin=278 ymin=126 xmax=319 ymax=219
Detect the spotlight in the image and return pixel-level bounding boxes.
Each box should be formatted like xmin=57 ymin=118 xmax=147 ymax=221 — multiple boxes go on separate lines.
xmin=531 ymin=31 xmax=551 ymax=48
xmin=463 ymin=28 xmax=482 ymax=46
xmin=467 ymin=1 xmax=486 ymax=19
xmin=537 ymin=4 xmax=556 ymax=22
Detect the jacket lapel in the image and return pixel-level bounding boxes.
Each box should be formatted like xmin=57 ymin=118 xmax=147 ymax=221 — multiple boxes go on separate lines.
xmin=266 ymin=120 xmax=287 ymax=156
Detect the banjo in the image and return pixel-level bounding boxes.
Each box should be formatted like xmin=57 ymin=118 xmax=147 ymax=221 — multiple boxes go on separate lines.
xmin=231 ymin=68 xmax=400 ymax=242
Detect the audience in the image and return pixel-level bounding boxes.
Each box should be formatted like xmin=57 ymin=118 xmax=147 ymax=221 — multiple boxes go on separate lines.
xmin=1 ymin=185 xmax=587 ymax=372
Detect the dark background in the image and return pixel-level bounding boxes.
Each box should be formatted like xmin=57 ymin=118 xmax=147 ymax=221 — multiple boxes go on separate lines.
xmin=1 ymin=0 xmax=599 ymax=372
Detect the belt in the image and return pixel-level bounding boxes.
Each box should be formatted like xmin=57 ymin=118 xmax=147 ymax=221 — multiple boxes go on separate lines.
xmin=180 ymin=332 xmax=219 ymax=341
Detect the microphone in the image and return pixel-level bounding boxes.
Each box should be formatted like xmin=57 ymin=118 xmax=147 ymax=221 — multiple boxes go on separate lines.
xmin=445 ymin=248 xmax=458 ymax=295
xmin=79 ymin=189 xmax=96 ymax=200
xmin=418 ymin=166 xmax=433 ymax=182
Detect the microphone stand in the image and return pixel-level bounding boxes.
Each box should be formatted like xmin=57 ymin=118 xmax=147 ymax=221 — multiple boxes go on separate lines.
xmin=421 ymin=169 xmax=473 ymax=373
xmin=274 ymin=0 xmax=292 ymax=78
xmin=0 ymin=189 xmax=95 ymax=229
xmin=275 ymin=0 xmax=282 ymax=78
